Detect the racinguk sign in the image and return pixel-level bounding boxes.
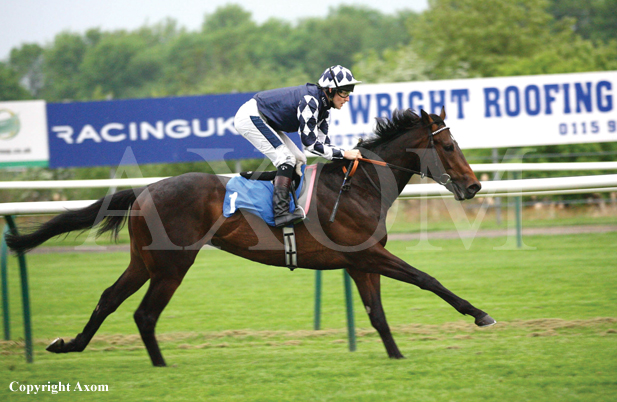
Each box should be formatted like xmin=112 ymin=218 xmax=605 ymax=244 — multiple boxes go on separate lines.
xmin=47 ymin=93 xmax=257 ymax=168
xmin=330 ymin=70 xmax=616 ymax=150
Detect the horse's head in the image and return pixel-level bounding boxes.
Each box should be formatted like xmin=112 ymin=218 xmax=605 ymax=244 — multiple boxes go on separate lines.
xmin=363 ymin=108 xmax=481 ymax=200
xmin=419 ymin=107 xmax=481 ymax=200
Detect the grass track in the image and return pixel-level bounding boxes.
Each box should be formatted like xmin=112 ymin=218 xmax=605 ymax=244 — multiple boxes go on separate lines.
xmin=1 ymin=233 xmax=616 ymax=401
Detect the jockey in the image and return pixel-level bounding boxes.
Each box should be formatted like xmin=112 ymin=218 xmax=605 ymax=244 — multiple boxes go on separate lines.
xmin=234 ymin=65 xmax=363 ymax=227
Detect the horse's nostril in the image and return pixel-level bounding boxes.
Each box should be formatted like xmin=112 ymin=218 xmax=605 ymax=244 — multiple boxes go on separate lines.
xmin=467 ymin=183 xmax=481 ymax=195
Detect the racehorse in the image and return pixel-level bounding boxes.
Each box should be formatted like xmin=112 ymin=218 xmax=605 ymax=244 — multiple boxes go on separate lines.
xmin=6 ymin=107 xmax=495 ymax=367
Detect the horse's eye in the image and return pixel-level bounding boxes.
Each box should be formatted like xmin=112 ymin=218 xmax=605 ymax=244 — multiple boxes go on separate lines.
xmin=443 ymin=144 xmax=455 ymax=152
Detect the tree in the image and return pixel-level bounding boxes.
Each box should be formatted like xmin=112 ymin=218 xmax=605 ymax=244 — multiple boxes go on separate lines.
xmin=41 ymin=32 xmax=89 ymax=101
xmin=291 ymin=6 xmax=413 ymax=79
xmin=0 ymin=62 xmax=30 ymax=100
xmin=353 ymin=46 xmax=430 ymax=83
xmin=79 ymin=31 xmax=165 ymax=99
xmin=548 ymin=0 xmax=617 ymax=43
xmin=9 ymin=44 xmax=44 ymax=97
xmin=496 ymin=35 xmax=617 ymax=76
xmin=411 ymin=0 xmax=563 ymax=78
xmin=202 ymin=4 xmax=253 ymax=31
xmin=408 ymin=0 xmax=616 ymax=79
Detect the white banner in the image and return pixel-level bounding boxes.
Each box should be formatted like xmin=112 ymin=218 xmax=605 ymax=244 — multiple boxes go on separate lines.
xmin=329 ymin=70 xmax=617 ymax=150
xmin=0 ymin=100 xmax=49 ymax=167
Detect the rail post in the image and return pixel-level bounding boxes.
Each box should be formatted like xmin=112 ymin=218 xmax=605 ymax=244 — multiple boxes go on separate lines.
xmin=313 ymin=270 xmax=356 ymax=352
xmin=1 ymin=224 xmax=10 ymax=340
xmin=513 ymin=172 xmax=523 ymax=248
xmin=2 ymin=216 xmax=33 ymax=362
xmin=343 ymin=271 xmax=356 ymax=352
xmin=313 ymin=271 xmax=322 ymax=330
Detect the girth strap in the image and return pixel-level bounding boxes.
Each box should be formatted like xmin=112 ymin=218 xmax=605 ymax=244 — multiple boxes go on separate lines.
xmin=283 ymin=226 xmax=298 ymax=271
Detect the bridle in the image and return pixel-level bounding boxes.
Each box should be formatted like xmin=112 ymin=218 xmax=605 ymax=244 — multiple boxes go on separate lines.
xmin=419 ymin=121 xmax=453 ymax=186
xmin=331 ymin=120 xmax=453 ymax=222
xmin=346 ymin=121 xmax=452 ymax=187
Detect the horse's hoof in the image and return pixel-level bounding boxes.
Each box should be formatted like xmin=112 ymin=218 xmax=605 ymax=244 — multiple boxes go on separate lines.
xmin=46 ymin=338 xmax=65 ymax=353
xmin=475 ymin=314 xmax=497 ymax=327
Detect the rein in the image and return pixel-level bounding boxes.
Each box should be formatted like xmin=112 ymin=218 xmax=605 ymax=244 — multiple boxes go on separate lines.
xmin=342 ymin=124 xmax=453 ymax=187
xmin=329 ymin=120 xmax=451 ymax=222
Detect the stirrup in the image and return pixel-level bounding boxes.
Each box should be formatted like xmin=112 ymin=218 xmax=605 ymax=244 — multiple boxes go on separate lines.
xmin=274 ymin=207 xmax=306 ymax=228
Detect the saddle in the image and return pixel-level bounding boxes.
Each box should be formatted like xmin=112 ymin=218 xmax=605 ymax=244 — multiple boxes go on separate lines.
xmin=222 ymin=165 xmax=318 ymax=271
xmin=222 ymin=164 xmax=317 ymax=227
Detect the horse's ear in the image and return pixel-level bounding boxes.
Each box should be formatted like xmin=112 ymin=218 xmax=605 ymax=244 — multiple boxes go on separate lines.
xmin=420 ymin=109 xmax=432 ymax=124
xmin=440 ymin=106 xmax=446 ymax=120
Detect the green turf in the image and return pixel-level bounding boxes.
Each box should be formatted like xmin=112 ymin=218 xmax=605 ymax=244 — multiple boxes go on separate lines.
xmin=385 ymin=202 xmax=617 ymax=234
xmin=1 ymin=233 xmax=616 ymax=401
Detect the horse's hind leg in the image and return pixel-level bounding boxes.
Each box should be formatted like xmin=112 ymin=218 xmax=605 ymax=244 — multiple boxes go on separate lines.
xmin=133 ymin=274 xmax=184 ymax=367
xmin=346 ymin=269 xmax=404 ymax=359
xmin=47 ymin=254 xmax=150 ymax=354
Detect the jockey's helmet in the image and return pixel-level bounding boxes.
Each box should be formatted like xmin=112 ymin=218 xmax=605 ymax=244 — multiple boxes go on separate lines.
xmin=317 ymin=65 xmax=361 ymax=94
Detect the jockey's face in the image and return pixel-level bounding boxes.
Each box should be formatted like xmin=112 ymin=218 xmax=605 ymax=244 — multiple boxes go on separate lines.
xmin=331 ymin=90 xmax=350 ymax=110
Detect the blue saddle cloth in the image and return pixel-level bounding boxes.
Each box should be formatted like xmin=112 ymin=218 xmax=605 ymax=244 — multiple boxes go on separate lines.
xmin=223 ymin=169 xmax=305 ymax=226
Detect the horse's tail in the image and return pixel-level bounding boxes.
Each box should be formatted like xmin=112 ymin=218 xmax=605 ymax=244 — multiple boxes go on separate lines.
xmin=5 ymin=187 xmax=146 ymax=255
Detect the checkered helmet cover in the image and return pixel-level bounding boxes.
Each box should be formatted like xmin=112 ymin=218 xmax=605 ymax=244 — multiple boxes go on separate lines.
xmin=317 ymin=65 xmax=361 ymax=89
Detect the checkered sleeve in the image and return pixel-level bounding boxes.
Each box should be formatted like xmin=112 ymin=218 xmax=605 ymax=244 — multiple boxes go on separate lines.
xmin=297 ymin=95 xmax=344 ymax=160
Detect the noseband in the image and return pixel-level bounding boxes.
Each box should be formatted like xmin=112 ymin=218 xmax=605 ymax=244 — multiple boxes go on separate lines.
xmin=421 ymin=123 xmax=452 ymax=186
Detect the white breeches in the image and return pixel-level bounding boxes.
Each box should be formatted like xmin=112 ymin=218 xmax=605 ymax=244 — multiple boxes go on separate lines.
xmin=234 ymin=99 xmax=307 ymax=173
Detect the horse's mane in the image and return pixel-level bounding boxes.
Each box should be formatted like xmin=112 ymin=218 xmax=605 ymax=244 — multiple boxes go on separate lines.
xmin=357 ymin=109 xmax=424 ymax=151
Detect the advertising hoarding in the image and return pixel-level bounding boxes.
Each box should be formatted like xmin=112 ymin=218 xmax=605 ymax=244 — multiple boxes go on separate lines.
xmin=18 ymin=70 xmax=617 ymax=168
xmin=0 ymin=100 xmax=48 ymax=168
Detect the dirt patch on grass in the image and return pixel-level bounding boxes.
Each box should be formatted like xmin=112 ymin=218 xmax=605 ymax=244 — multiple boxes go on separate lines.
xmin=1 ymin=317 xmax=614 ymax=355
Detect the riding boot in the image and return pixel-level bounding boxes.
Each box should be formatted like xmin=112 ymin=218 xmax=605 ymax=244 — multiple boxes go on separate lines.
xmin=273 ymin=171 xmax=305 ymax=228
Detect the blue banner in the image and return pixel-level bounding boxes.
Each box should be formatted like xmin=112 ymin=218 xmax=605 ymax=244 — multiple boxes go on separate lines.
xmin=47 ymin=93 xmax=273 ymax=168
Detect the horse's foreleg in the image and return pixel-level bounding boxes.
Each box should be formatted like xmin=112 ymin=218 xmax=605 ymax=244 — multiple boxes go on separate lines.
xmin=47 ymin=257 xmax=150 ymax=354
xmin=363 ymin=249 xmax=495 ymax=326
xmin=346 ymin=269 xmax=403 ymax=359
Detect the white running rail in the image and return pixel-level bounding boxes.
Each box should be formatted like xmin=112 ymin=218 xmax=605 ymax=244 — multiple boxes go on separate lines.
xmin=1 ymin=163 xmax=616 ymax=214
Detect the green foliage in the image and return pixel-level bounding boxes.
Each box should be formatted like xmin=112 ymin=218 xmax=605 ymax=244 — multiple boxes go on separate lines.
xmin=354 ymin=0 xmax=616 ymax=81
xmin=79 ymin=32 xmax=161 ymax=99
xmin=39 ymin=31 xmax=90 ymax=101
xmin=8 ymin=43 xmax=44 ymax=97
xmin=0 ymin=63 xmax=30 ymax=101
xmin=353 ymin=46 xmax=430 ymax=83
xmin=549 ymin=0 xmax=617 ymax=43
xmin=410 ymin=0 xmax=608 ymax=78
xmin=412 ymin=0 xmax=541 ymax=78
xmin=1 ymin=4 xmax=414 ymax=101
xmin=3 ymin=2 xmax=615 ymax=100
xmin=291 ymin=6 xmax=413 ymax=79
xmin=494 ymin=29 xmax=617 ymax=76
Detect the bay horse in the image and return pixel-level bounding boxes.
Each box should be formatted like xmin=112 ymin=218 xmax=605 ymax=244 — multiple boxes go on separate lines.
xmin=6 ymin=108 xmax=495 ymax=367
